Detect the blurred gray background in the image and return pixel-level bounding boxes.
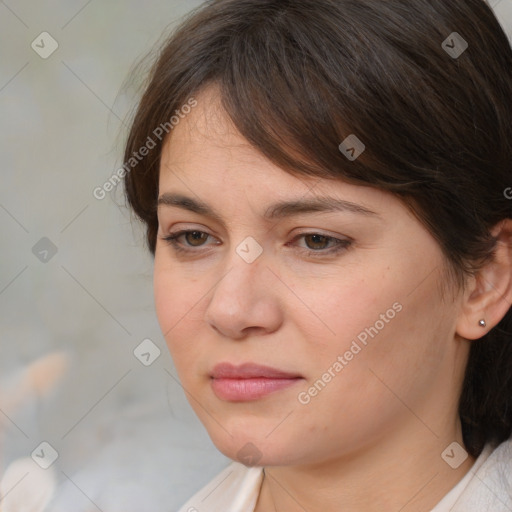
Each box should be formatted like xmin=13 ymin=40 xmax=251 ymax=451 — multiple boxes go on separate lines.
xmin=0 ymin=1 xmax=511 ymax=511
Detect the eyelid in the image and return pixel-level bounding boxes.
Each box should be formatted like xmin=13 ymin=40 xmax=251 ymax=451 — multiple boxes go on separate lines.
xmin=161 ymin=227 xmax=348 ymax=244
xmin=291 ymin=228 xmax=351 ymax=241
xmin=160 ymin=228 xmax=352 ymax=258
xmin=288 ymin=232 xmax=352 ymax=255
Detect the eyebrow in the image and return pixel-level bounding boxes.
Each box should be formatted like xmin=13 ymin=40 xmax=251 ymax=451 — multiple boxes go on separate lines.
xmin=157 ymin=193 xmax=380 ymax=223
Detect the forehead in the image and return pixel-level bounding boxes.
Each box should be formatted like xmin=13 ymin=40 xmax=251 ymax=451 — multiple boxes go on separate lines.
xmin=156 ymin=85 xmax=393 ymax=216
xmin=160 ymin=86 xmax=276 ymax=177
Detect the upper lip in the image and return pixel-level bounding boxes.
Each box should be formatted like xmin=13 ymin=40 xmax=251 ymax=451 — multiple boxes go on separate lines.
xmin=210 ymin=362 xmax=302 ymax=379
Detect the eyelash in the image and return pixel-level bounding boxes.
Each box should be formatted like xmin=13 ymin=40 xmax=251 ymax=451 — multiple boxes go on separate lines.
xmin=160 ymin=230 xmax=352 ymax=258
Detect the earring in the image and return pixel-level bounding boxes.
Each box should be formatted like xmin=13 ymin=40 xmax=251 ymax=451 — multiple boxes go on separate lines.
xmin=479 ymin=319 xmax=487 ymax=327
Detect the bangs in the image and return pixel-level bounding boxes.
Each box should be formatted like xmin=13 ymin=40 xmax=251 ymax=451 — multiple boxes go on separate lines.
xmin=122 ymin=0 xmax=512 ymax=460
xmin=123 ymin=0 xmax=511 ymax=275
xmin=201 ymin=0 xmax=460 ymax=191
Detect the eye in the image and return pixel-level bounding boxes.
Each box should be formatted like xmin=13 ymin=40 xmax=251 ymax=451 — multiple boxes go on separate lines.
xmin=160 ymin=230 xmax=352 ymax=257
xmin=161 ymin=230 xmax=213 ymax=253
xmin=288 ymin=232 xmax=352 ymax=257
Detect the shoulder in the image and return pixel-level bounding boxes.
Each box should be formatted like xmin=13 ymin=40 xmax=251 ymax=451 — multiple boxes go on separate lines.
xmin=176 ymin=461 xmax=264 ymax=512
xmin=451 ymin=437 xmax=512 ymax=512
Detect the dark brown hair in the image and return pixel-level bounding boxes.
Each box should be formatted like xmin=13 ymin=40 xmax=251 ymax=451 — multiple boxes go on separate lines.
xmin=122 ymin=0 xmax=512 ymax=458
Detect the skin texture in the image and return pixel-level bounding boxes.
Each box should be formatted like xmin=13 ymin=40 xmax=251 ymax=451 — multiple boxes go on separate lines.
xmin=153 ymin=85 xmax=512 ymax=512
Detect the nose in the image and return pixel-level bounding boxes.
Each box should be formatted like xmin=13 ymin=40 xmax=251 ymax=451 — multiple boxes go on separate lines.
xmin=204 ymin=249 xmax=284 ymax=340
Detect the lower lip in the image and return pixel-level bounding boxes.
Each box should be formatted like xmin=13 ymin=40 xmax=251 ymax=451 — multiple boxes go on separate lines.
xmin=211 ymin=377 xmax=302 ymax=401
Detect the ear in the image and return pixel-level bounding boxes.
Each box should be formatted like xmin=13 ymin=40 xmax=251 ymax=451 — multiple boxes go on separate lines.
xmin=456 ymin=219 xmax=512 ymax=341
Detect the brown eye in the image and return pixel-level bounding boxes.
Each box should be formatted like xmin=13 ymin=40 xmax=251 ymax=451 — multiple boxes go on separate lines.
xmin=303 ymin=234 xmax=331 ymax=250
xmin=184 ymin=231 xmax=209 ymax=247
xmin=161 ymin=230 xmax=214 ymax=252
xmin=288 ymin=232 xmax=352 ymax=258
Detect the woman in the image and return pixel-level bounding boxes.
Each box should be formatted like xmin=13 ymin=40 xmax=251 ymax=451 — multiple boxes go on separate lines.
xmin=122 ymin=0 xmax=512 ymax=510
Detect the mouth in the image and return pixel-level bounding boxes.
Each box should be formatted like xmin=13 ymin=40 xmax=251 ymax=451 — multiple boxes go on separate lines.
xmin=210 ymin=362 xmax=303 ymax=401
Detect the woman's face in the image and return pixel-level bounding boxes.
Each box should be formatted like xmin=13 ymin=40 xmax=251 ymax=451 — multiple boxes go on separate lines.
xmin=154 ymin=87 xmax=469 ymax=467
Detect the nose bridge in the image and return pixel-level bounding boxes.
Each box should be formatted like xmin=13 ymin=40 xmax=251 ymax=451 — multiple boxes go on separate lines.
xmin=213 ymin=237 xmax=268 ymax=307
xmin=204 ymin=237 xmax=282 ymax=337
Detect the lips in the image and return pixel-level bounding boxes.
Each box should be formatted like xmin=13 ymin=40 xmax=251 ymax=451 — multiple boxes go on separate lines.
xmin=210 ymin=362 xmax=302 ymax=379
xmin=210 ymin=362 xmax=303 ymax=401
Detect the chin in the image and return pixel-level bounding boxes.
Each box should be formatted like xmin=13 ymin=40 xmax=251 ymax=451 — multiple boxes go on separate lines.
xmin=209 ymin=430 xmax=301 ymax=467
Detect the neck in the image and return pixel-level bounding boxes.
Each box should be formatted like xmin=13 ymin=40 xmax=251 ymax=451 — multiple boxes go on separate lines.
xmin=255 ymin=422 xmax=477 ymax=512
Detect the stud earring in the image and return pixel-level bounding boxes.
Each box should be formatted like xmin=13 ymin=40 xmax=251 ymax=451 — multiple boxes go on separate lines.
xmin=479 ymin=319 xmax=487 ymax=327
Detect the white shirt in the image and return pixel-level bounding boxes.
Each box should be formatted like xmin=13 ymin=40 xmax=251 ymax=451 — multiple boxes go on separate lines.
xmin=177 ymin=438 xmax=512 ymax=511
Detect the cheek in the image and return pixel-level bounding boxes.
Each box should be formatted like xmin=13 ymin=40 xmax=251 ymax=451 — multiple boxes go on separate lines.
xmin=296 ymin=260 xmax=448 ymax=386
xmin=289 ymin=270 xmax=391 ymax=360
xmin=153 ymin=265 xmax=210 ymax=394
xmin=153 ymin=257 xmax=201 ymax=351
xmin=153 ymin=273 xmax=176 ymax=335
xmin=288 ymin=274 xmax=450 ymax=446
xmin=154 ymin=262 xmax=175 ymax=335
